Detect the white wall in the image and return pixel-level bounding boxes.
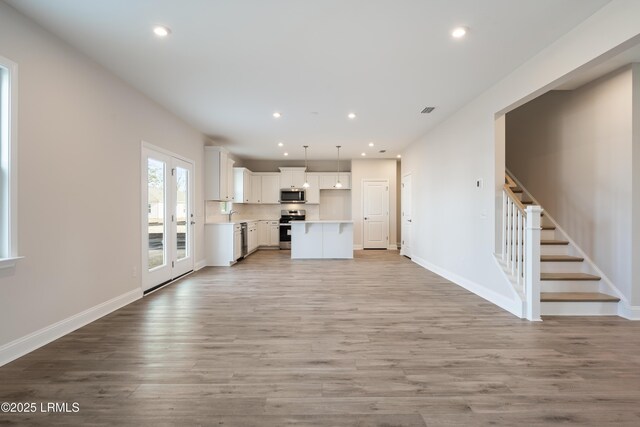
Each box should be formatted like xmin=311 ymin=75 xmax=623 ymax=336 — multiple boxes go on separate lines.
xmin=506 ymin=67 xmax=632 ymax=302
xmin=0 ymin=3 xmax=208 ymax=352
xmin=401 ymin=0 xmax=640 ymax=315
xmin=351 ymin=159 xmax=398 ymax=249
xmin=237 ymin=159 xmax=350 ymax=173
xmin=632 ymin=64 xmax=640 ymax=306
xmin=319 ymin=190 xmax=351 ymax=220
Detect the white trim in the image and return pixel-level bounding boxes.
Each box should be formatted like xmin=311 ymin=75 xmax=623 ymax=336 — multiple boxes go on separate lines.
xmin=195 ymin=259 xmax=207 ymax=271
xmin=0 ymin=55 xmax=19 ymax=261
xmin=412 ymin=255 xmax=524 ymax=319
xmin=0 ymin=256 xmax=23 ymax=270
xmin=0 ymin=288 xmax=142 ymax=367
xmin=618 ymin=302 xmax=640 ymax=320
xmin=141 ymin=140 xmax=193 ymax=164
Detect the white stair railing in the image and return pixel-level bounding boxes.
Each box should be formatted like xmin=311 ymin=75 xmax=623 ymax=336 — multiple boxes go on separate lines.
xmin=502 ymin=179 xmax=542 ymax=321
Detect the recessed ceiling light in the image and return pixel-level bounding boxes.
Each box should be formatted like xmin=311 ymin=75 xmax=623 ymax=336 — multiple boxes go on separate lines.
xmin=277 ymin=142 xmax=284 ymax=147
xmin=397 ymin=154 xmax=402 ymax=158
xmin=348 ymin=113 xmax=356 ymax=119
xmin=153 ymin=26 xmax=171 ymax=37
xmin=361 ymin=152 xmax=366 ymax=156
xmin=273 ymin=112 xmax=282 ymax=118
xmin=284 ymin=152 xmax=289 ymax=156
xmin=452 ymin=27 xmax=467 ymax=39
xmin=368 ymin=142 xmax=374 ymax=147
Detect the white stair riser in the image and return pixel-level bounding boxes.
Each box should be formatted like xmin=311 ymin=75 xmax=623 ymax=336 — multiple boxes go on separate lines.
xmin=540 ymin=262 xmax=590 ymax=273
xmin=541 ymin=281 xmax=601 ymax=293
xmin=541 ymin=230 xmax=555 ymax=240
xmin=540 ymin=245 xmax=569 ymax=256
xmin=541 ymin=301 xmax=619 ymax=316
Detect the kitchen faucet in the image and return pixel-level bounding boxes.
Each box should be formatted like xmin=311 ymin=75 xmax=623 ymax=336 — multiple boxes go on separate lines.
xmin=228 ymin=210 xmax=237 ymax=222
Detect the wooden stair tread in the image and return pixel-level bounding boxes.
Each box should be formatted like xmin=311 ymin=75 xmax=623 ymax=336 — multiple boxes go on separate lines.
xmin=541 ymin=240 xmax=569 ymax=245
xmin=541 ymin=272 xmax=601 ymax=281
xmin=541 ymin=255 xmax=584 ymax=262
xmin=542 ymin=225 xmax=556 ymax=230
xmin=511 ymin=187 xmax=523 ymax=193
xmin=521 ymin=200 xmax=534 ymax=205
xmin=541 ymin=292 xmax=620 ymax=302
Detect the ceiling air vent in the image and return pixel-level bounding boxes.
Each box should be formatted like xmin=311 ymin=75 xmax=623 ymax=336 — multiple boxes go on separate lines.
xmin=379 ymin=150 xmax=386 ymax=153
xmin=421 ymin=106 xmax=435 ymax=114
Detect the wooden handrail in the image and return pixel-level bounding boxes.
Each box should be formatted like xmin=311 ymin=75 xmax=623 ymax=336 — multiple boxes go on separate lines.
xmin=503 ymin=184 xmax=527 ymax=214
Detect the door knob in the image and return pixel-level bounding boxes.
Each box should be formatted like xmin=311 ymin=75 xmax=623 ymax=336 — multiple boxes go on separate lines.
xmin=190 ymin=221 xmax=196 ymax=225
xmin=364 ymin=217 xmax=369 ymax=220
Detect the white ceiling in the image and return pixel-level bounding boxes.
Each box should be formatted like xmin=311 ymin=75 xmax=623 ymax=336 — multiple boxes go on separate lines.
xmin=6 ymin=0 xmax=612 ymax=160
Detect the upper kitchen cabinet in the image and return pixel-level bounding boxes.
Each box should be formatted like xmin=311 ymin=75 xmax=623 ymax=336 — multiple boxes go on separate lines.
xmin=318 ymin=172 xmax=351 ymax=189
xmin=204 ymin=146 xmax=234 ymax=201
xmin=250 ymin=173 xmax=279 ymax=204
xmin=233 ymin=167 xmax=252 ymax=203
xmin=260 ymin=173 xmax=280 ymax=203
xmin=279 ymin=167 xmax=306 ymax=189
xmin=249 ymin=174 xmax=262 ymax=203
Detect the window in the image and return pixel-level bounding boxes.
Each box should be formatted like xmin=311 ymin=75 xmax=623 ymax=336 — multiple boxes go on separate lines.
xmin=0 ymin=55 xmax=19 ymax=267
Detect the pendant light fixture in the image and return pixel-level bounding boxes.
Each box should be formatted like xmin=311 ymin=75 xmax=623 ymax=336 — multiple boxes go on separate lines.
xmin=335 ymin=145 xmax=343 ymax=188
xmin=302 ymin=145 xmax=310 ymax=188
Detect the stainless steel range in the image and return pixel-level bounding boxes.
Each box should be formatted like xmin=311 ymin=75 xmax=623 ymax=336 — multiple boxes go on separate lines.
xmin=279 ymin=209 xmax=305 ymax=249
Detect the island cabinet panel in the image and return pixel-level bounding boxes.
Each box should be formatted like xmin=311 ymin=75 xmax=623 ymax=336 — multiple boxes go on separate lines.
xmin=322 ymin=223 xmax=353 ymax=258
xmin=291 ymin=223 xmax=324 ymax=259
xmin=291 ymin=221 xmax=353 ymax=259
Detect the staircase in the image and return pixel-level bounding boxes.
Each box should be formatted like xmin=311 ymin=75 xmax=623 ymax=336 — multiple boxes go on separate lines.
xmin=503 ymin=174 xmax=620 ymax=317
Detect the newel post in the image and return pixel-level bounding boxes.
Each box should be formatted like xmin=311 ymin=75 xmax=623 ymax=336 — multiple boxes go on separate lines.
xmin=525 ymin=205 xmax=543 ymax=321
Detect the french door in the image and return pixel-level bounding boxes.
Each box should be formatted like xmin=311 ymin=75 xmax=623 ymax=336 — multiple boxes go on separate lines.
xmin=142 ymin=144 xmax=194 ymax=292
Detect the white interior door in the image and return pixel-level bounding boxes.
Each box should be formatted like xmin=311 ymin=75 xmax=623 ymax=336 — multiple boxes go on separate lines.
xmin=142 ymin=145 xmax=194 ymax=292
xmin=401 ymin=173 xmax=412 ymax=258
xmin=363 ymin=180 xmax=389 ymax=249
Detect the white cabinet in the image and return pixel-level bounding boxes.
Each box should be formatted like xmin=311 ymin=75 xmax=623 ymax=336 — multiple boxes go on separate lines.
xmin=248 ymin=222 xmax=258 ymax=253
xmin=258 ymin=220 xmax=279 ymax=247
xmin=305 ymin=174 xmax=320 ymax=204
xmin=279 ymin=167 xmax=306 ymax=189
xmin=234 ymin=167 xmax=252 ymax=203
xmin=270 ymin=223 xmax=280 ymax=246
xmin=250 ymin=174 xmax=262 ymax=203
xmin=204 ymin=147 xmax=234 ymax=201
xmin=233 ymin=226 xmax=242 ymax=260
xmin=227 ymin=158 xmax=235 ymax=201
xmin=249 ymin=173 xmax=279 ymax=204
xmin=260 ymin=174 xmax=280 ymax=204
xmin=205 ymin=223 xmax=241 ymax=266
xmin=318 ymin=172 xmax=351 ymax=190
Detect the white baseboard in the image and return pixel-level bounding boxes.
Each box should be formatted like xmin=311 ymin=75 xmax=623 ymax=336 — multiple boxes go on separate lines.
xmin=195 ymin=259 xmax=207 ymax=271
xmin=618 ymin=302 xmax=640 ymax=320
xmin=353 ymin=245 xmax=363 ymax=250
xmin=0 ymin=288 xmax=142 ymax=367
xmin=412 ymin=255 xmax=523 ymax=319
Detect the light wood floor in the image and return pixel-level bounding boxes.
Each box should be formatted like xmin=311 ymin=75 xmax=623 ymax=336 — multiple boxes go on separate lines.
xmin=1 ymin=250 xmax=640 ymax=426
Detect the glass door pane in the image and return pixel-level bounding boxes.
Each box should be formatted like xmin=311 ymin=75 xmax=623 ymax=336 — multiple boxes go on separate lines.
xmin=147 ymin=158 xmax=165 ymax=270
xmin=175 ymin=166 xmax=188 ymax=260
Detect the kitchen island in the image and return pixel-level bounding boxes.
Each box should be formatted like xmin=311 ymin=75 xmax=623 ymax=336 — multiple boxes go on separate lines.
xmin=290 ymin=220 xmax=353 ymax=259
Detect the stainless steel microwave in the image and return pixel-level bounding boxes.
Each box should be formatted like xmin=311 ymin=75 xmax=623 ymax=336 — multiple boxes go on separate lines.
xmin=280 ymin=188 xmax=306 ymax=204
